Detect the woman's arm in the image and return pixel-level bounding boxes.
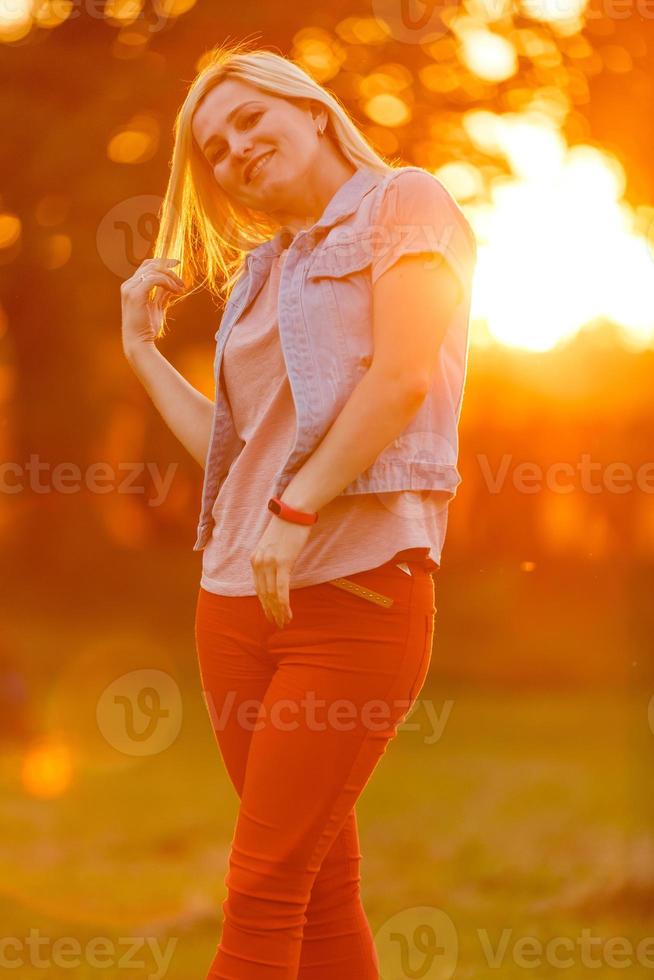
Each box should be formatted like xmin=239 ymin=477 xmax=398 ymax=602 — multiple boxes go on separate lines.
xmin=279 ymin=250 xmax=463 ymax=514
xmin=279 ymin=170 xmax=475 ymax=515
xmin=125 ymin=342 xmax=213 ymax=469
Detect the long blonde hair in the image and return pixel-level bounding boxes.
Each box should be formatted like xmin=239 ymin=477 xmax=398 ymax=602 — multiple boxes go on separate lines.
xmin=151 ymin=37 xmax=399 ymax=337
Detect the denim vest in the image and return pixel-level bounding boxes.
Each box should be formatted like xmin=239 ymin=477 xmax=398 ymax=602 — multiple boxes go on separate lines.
xmin=193 ymin=164 xmax=477 ymax=551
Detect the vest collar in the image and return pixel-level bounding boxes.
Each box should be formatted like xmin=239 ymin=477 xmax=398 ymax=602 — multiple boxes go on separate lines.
xmin=246 ymin=164 xmax=384 ymax=267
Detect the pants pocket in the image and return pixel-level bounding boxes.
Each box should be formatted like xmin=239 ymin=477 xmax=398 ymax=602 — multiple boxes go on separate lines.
xmin=326 ymin=576 xmax=395 ymax=607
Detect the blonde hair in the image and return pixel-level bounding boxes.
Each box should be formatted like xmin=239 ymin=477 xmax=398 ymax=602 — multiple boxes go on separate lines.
xmin=150 ymin=37 xmax=399 ymax=337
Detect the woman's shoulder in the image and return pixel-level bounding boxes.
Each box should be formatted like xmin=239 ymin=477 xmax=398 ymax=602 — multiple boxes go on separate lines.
xmin=374 ymin=166 xmax=461 ymax=216
xmin=372 ymin=166 xmax=476 ymax=257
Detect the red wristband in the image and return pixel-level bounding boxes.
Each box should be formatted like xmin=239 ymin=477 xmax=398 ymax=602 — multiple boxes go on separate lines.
xmin=267 ymin=496 xmax=319 ymax=525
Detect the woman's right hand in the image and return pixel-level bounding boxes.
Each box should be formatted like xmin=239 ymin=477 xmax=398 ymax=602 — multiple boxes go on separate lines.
xmin=120 ymin=258 xmax=186 ymax=358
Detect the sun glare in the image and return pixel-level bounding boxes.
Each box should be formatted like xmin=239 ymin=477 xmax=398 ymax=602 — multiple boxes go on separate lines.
xmin=460 ymin=111 xmax=654 ymax=351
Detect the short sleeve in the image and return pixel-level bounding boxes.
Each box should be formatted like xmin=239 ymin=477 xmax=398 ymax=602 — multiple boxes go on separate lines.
xmin=370 ymin=169 xmax=477 ymax=294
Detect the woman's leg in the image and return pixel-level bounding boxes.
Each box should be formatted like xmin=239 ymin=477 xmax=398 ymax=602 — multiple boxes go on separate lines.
xmin=198 ymin=560 xmax=435 ymax=980
xmin=297 ymin=808 xmax=377 ymax=980
xmin=194 ymin=588 xmax=273 ymax=793
xmin=194 ymin=588 xmax=380 ymax=979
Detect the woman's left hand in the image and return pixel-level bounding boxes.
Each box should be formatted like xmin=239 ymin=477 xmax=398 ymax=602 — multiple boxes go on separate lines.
xmin=250 ymin=515 xmax=314 ymax=628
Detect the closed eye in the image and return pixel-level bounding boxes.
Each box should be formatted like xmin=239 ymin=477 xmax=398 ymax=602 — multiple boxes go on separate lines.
xmin=208 ymin=110 xmax=264 ymax=167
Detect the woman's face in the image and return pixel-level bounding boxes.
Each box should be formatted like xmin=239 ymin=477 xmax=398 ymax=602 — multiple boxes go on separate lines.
xmin=191 ymin=78 xmax=325 ymax=213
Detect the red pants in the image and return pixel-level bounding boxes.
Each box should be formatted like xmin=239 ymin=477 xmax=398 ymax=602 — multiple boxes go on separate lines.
xmin=194 ymin=557 xmax=436 ymax=979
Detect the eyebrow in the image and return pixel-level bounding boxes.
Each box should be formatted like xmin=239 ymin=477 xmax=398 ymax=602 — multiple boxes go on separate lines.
xmin=201 ymin=101 xmax=263 ymax=156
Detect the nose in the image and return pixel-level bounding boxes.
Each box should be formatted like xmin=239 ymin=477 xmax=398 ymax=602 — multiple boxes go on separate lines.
xmin=233 ymin=138 xmax=253 ymax=164
xmin=232 ymin=142 xmax=255 ymax=180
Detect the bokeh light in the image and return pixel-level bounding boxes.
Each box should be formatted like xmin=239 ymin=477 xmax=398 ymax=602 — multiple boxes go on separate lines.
xmin=461 ymin=29 xmax=518 ymax=81
xmin=104 ymin=0 xmax=144 ymax=28
xmin=22 ymin=738 xmax=74 ymax=799
xmin=0 ymin=213 xmax=21 ymax=250
xmin=33 ymin=0 xmax=73 ymax=30
xmin=107 ymin=115 xmax=160 ymax=164
xmin=153 ymin=0 xmax=198 ymax=16
xmin=41 ymin=233 xmax=72 ymax=270
xmin=292 ymin=27 xmax=347 ymax=81
xmin=0 ymin=0 xmax=32 ymax=42
xmin=364 ymin=92 xmax=411 ymax=127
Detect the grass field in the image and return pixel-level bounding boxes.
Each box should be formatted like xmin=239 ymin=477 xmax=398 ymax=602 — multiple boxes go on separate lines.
xmin=1 ymin=639 xmax=652 ymax=979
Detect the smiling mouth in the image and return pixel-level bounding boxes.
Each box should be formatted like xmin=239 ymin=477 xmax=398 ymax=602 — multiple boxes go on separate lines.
xmin=246 ymin=150 xmax=275 ymax=184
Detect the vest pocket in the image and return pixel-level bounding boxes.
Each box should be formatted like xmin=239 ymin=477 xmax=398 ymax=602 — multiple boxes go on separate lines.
xmin=306 ymin=237 xmax=373 ymax=279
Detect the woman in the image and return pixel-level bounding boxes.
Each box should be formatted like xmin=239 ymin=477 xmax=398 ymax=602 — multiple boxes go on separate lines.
xmin=120 ymin=40 xmax=476 ymax=980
